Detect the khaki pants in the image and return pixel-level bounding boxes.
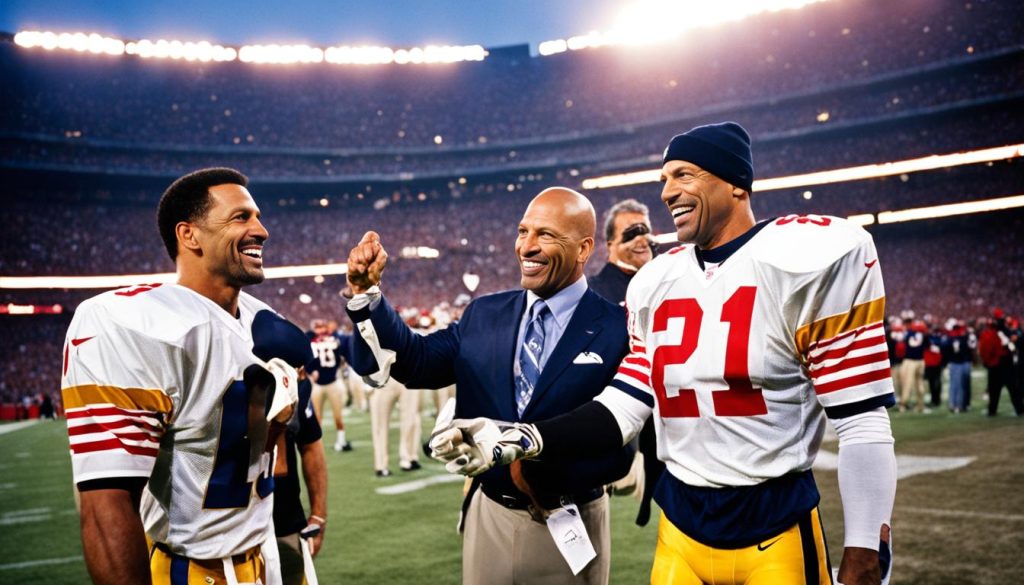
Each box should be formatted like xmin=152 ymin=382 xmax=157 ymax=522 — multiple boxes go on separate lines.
xmin=899 ymin=358 xmax=926 ymax=411
xmin=462 ymin=489 xmax=610 ymax=585
xmin=311 ymin=379 xmax=345 ymax=430
xmin=343 ymin=367 xmax=368 ymax=412
xmin=369 ymin=379 xmax=422 ymax=471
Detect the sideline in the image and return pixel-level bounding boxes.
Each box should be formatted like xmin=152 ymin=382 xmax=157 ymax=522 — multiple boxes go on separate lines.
xmin=0 ymin=420 xmax=39 ymax=436
xmin=0 ymin=555 xmax=83 ymax=571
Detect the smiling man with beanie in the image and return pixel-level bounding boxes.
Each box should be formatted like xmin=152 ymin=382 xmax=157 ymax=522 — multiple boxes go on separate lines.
xmin=433 ymin=122 xmax=899 ymax=585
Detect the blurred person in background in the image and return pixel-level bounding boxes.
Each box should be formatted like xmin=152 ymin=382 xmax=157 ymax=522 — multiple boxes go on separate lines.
xmin=924 ymin=324 xmax=946 ymax=409
xmin=899 ymin=318 xmax=929 ymax=413
xmin=979 ymin=310 xmax=1023 ymax=416
xmin=589 ymin=199 xmax=654 ymax=306
xmin=307 ymin=318 xmax=353 ymax=451
xmin=944 ymin=319 xmax=975 ymax=413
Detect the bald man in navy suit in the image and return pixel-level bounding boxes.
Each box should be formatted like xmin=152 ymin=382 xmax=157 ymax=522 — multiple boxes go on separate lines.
xmin=344 ymin=188 xmax=632 ymax=585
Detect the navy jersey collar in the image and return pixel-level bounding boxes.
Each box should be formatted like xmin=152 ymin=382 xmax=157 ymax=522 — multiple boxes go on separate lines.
xmin=696 ymin=218 xmax=773 ymax=270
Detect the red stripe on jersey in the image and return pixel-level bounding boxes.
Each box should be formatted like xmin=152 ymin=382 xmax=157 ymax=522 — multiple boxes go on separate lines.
xmin=808 ymin=322 xmax=884 ymax=353
xmin=66 ymin=408 xmax=164 ymax=433
xmin=617 ymin=366 xmax=651 ymax=386
xmin=623 ymin=356 xmax=651 ymax=369
xmin=631 ymin=344 xmax=647 ymax=354
xmin=810 ymin=351 xmax=891 ymax=380
xmin=70 ymin=437 xmax=159 ymax=457
xmin=814 ymin=367 xmax=892 ymax=395
xmin=66 ymin=405 xmax=158 ymax=419
xmin=808 ymin=334 xmax=886 ymax=365
xmin=68 ymin=420 xmax=163 ymax=440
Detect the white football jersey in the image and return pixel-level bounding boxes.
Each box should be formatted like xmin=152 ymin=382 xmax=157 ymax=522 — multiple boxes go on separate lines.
xmin=610 ymin=215 xmax=894 ymax=488
xmin=62 ymin=283 xmax=278 ymax=559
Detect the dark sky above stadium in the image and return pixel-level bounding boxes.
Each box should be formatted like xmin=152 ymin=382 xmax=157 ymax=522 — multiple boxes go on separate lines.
xmin=0 ymin=0 xmax=623 ymax=50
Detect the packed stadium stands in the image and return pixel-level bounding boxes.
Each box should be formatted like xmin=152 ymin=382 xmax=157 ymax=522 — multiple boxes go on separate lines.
xmin=2 ymin=0 xmax=1022 ymax=407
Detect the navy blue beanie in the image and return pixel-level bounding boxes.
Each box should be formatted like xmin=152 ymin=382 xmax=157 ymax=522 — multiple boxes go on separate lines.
xmin=251 ymin=310 xmax=314 ymax=369
xmin=662 ymin=122 xmax=754 ymax=193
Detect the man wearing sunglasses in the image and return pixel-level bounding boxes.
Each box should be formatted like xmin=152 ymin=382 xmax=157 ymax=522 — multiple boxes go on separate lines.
xmin=589 ymin=199 xmax=655 ymax=307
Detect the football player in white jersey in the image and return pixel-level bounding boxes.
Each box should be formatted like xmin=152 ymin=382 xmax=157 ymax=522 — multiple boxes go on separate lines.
xmin=62 ymin=168 xmax=301 ymax=585
xmin=431 ymin=123 xmax=897 ymax=585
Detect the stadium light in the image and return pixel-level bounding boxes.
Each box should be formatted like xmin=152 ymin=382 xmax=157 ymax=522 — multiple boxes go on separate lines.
xmin=538 ymin=0 xmax=830 ymax=55
xmin=13 ymin=30 xmax=486 ymax=65
xmin=876 ymin=194 xmax=1024 ymax=224
xmin=126 ymin=38 xmax=236 ymax=61
xmin=239 ymin=44 xmax=324 ymax=64
xmin=15 ymin=30 xmax=124 ymax=55
xmin=581 ymin=143 xmax=1024 ymax=191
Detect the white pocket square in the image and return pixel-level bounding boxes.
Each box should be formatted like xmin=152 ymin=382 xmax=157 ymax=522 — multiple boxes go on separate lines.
xmin=573 ymin=351 xmax=603 ymax=365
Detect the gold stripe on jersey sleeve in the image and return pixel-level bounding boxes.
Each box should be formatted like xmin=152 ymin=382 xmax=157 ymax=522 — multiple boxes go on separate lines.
xmin=794 ymin=296 xmax=886 ymax=357
xmin=63 ymin=384 xmax=173 ymax=414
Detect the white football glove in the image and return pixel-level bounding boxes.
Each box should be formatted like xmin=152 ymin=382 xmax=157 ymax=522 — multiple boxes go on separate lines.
xmin=429 ymin=417 xmax=543 ymax=477
xmin=264 ymin=357 xmax=299 ymax=423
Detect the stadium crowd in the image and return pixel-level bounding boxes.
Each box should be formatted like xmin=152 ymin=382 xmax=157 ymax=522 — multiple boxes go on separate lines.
xmin=2 ymin=0 xmax=1020 ymax=152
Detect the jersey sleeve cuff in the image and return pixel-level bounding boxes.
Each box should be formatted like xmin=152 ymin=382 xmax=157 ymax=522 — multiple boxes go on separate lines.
xmin=609 ymin=379 xmax=655 ymax=407
xmin=825 ymin=393 xmax=895 ymax=419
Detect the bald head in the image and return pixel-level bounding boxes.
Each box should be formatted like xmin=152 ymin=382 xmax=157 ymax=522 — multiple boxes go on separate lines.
xmin=528 ymin=187 xmax=596 ymax=240
xmin=516 ymin=187 xmax=596 ymax=298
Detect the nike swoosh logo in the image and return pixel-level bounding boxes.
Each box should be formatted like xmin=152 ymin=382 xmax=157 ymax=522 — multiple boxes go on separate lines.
xmin=757 ymin=537 xmax=783 ymax=551
xmin=864 ymin=259 xmax=878 ymax=268
xmin=71 ymin=336 xmax=96 ymax=346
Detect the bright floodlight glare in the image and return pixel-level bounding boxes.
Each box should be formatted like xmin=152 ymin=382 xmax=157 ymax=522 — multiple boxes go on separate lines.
xmin=325 ymin=43 xmax=485 ymax=65
xmin=239 ymin=44 xmax=325 ymax=64
xmin=582 ymin=144 xmax=1024 ymax=191
xmin=877 ymin=194 xmax=1024 ymax=224
xmin=540 ymin=0 xmax=831 ymax=55
xmin=15 ymin=30 xmax=124 ymax=55
xmin=15 ymin=30 xmax=484 ymax=65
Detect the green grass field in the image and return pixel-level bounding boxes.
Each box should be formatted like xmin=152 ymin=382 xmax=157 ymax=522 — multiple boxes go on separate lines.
xmin=2 ymin=373 xmax=1022 ymax=584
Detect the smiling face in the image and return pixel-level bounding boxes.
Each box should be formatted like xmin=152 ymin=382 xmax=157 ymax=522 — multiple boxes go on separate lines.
xmin=191 ymin=184 xmax=269 ymax=288
xmin=515 ymin=188 xmax=595 ymax=299
xmin=608 ymin=211 xmax=653 ymax=270
xmin=659 ymin=160 xmax=753 ymax=249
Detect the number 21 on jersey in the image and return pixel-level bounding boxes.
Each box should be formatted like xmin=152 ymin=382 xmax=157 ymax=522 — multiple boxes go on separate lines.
xmin=650 ymin=286 xmax=767 ymax=418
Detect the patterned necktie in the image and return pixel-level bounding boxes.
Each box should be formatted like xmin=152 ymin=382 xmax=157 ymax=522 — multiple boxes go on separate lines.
xmin=516 ymin=300 xmax=550 ymax=417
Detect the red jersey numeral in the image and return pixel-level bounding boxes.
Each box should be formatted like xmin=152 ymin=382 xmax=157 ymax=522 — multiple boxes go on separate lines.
xmin=651 ymin=299 xmax=702 ymax=417
xmin=114 ymin=283 xmax=163 ymax=297
xmin=776 ymin=214 xmax=831 ymax=226
xmin=650 ymin=286 xmax=766 ymax=418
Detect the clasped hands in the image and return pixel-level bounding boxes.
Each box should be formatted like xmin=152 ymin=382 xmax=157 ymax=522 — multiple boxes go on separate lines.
xmin=427 ymin=404 xmax=543 ymax=476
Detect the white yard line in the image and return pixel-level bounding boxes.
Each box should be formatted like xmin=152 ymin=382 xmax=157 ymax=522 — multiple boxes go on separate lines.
xmin=0 ymin=421 xmax=39 ymax=435
xmin=375 ymin=473 xmax=465 ymax=495
xmin=899 ymin=506 xmax=1024 ymax=522
xmin=0 ymin=555 xmax=83 ymax=571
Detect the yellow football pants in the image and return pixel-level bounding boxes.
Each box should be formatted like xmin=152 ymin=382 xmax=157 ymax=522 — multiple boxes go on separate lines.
xmin=150 ymin=542 xmax=265 ymax=585
xmin=651 ymin=508 xmax=833 ymax=585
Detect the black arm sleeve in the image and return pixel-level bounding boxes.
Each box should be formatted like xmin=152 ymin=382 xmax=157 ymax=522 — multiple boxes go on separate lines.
xmin=77 ymin=477 xmax=148 ymax=493
xmin=533 ymin=401 xmax=623 ymax=461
